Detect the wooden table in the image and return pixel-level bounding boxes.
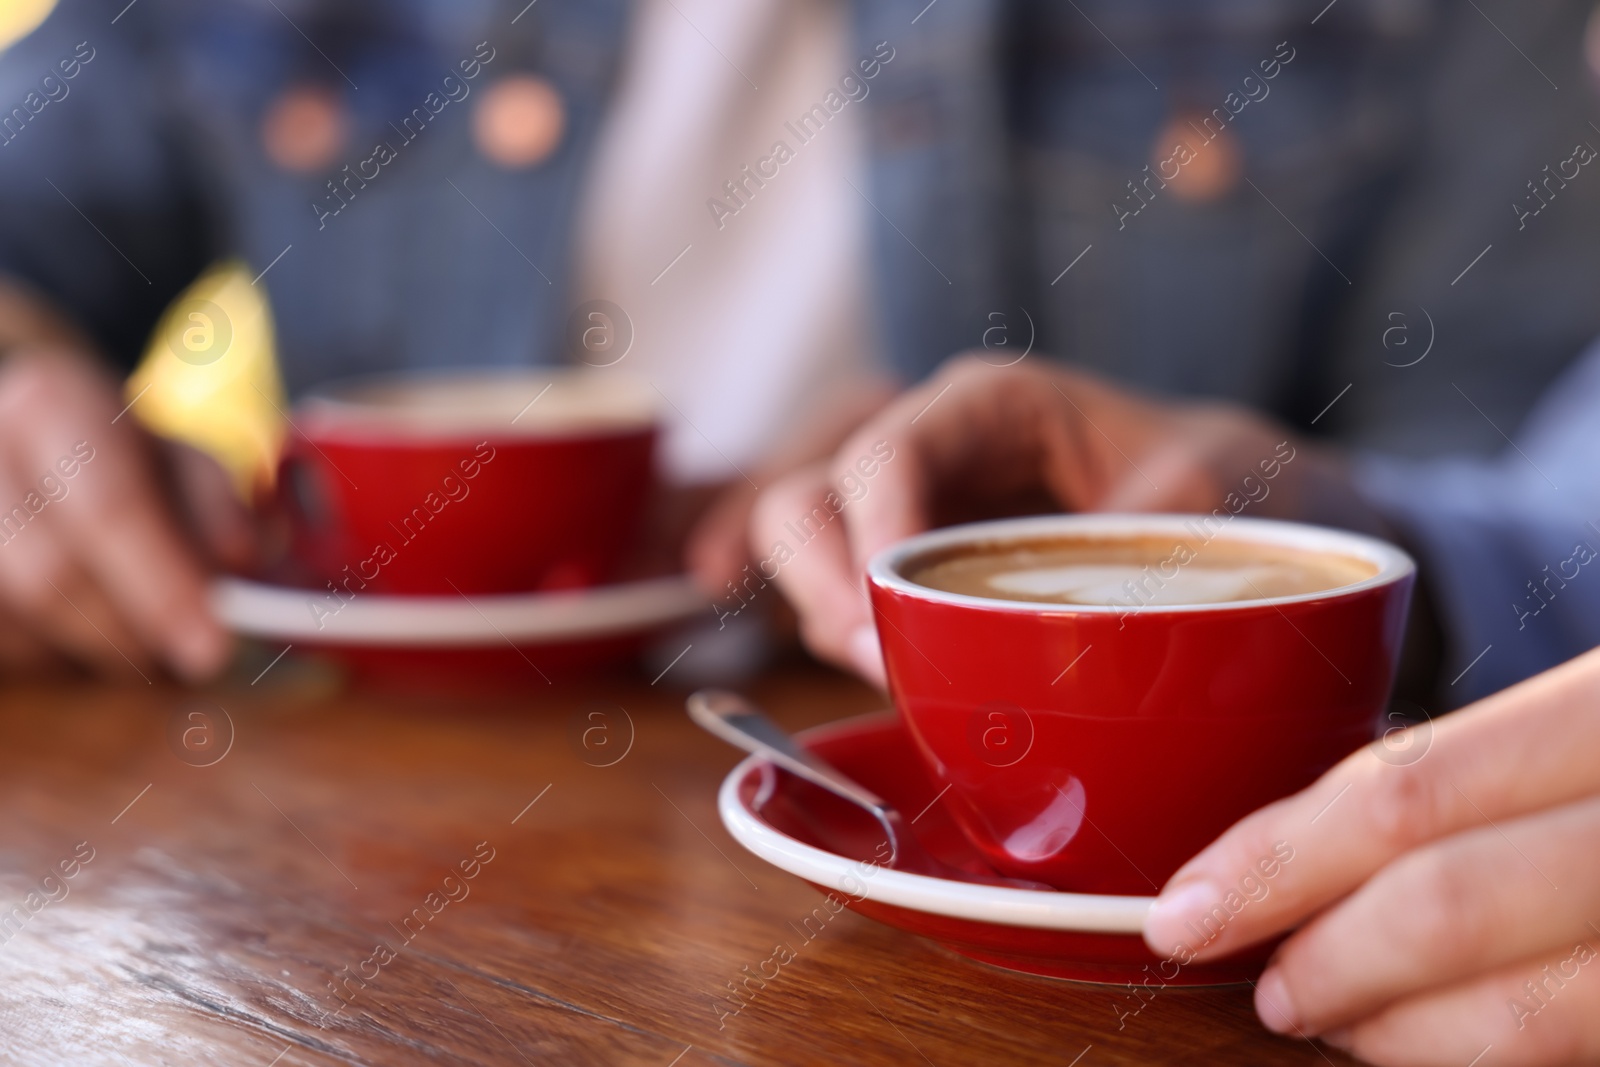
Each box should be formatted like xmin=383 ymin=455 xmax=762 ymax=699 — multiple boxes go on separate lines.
xmin=0 ymin=659 xmax=1355 ymax=1066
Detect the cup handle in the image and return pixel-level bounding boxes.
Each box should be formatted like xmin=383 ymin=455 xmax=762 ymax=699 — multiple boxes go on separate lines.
xmin=274 ymin=445 xmax=340 ymax=574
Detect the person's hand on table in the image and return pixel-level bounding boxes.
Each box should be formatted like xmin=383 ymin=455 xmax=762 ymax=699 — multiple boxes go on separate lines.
xmin=0 ymin=345 xmax=248 ymax=681
xmin=751 ymin=354 xmax=1383 ymax=686
xmin=1142 ymin=646 xmax=1600 ymax=1066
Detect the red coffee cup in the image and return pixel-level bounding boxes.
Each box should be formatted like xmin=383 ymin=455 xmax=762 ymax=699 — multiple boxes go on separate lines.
xmin=279 ymin=369 xmax=657 ymax=598
xmin=867 ymin=514 xmax=1415 ymax=895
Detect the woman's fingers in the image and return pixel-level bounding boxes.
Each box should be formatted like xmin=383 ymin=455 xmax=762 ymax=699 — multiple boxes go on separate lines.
xmin=0 ymin=351 xmax=229 ymax=681
xmin=752 ymin=369 xmax=990 ymax=685
xmin=827 ymin=358 xmax=1103 ymax=574
xmin=1321 ymin=940 xmax=1600 ymax=1067
xmin=0 ymin=545 xmax=148 ymax=679
xmin=1256 ymin=793 xmax=1600 ymax=1038
xmin=0 ymin=450 xmax=153 ymax=677
xmin=1144 ymin=647 xmax=1600 ymax=962
xmin=60 ymin=447 xmax=230 ymax=681
xmin=825 ymin=382 xmax=951 ymax=577
xmin=766 ymin=360 xmax=1068 ymax=683
xmin=752 ymin=464 xmax=884 ymax=685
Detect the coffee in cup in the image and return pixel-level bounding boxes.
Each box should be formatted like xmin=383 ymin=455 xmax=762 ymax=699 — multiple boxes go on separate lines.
xmin=906 ymin=535 xmax=1376 ymax=607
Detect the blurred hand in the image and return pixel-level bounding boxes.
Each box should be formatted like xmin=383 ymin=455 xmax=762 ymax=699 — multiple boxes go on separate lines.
xmin=1143 ymin=646 xmax=1600 ymax=1067
xmin=751 ymin=354 xmax=1381 ymax=685
xmin=0 ymin=347 xmax=248 ymax=681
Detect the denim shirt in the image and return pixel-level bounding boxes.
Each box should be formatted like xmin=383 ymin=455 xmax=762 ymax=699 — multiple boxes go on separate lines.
xmin=2 ymin=0 xmax=1599 ymax=698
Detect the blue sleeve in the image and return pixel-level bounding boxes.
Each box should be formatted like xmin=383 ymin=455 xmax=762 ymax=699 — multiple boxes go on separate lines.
xmin=1351 ymin=340 xmax=1600 ymax=705
xmin=0 ymin=1 xmax=210 ymax=367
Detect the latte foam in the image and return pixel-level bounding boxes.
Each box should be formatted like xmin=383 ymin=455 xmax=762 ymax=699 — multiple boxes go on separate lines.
xmin=907 ymin=536 xmax=1376 ymax=607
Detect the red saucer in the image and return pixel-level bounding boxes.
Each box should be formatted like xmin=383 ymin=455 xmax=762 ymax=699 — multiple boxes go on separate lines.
xmin=718 ymin=712 xmax=1271 ymax=985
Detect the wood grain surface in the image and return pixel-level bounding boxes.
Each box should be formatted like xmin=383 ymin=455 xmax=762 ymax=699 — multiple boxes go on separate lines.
xmin=0 ymin=658 xmax=1355 ymax=1066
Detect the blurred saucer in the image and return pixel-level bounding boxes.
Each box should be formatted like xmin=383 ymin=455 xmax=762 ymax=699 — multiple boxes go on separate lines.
xmin=212 ymin=574 xmax=705 ymax=646
xmin=213 ymin=575 xmax=707 ymax=686
xmin=718 ymin=711 xmax=1268 ymax=985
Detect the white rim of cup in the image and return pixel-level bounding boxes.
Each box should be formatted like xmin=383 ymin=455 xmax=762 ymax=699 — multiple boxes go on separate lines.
xmin=866 ymin=513 xmax=1415 ymax=615
xmin=717 ymin=712 xmax=1154 ymax=933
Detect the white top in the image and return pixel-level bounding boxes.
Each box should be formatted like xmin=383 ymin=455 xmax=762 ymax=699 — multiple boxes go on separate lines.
xmin=575 ymin=0 xmax=877 ymax=483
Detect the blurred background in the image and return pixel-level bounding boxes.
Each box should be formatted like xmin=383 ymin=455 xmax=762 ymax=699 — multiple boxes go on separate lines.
xmin=2 ymin=0 xmax=1600 ymax=697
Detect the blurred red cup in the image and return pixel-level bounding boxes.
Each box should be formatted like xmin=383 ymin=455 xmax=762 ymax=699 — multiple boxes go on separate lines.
xmin=867 ymin=514 xmax=1415 ymax=895
xmin=279 ymin=368 xmax=657 ymax=597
